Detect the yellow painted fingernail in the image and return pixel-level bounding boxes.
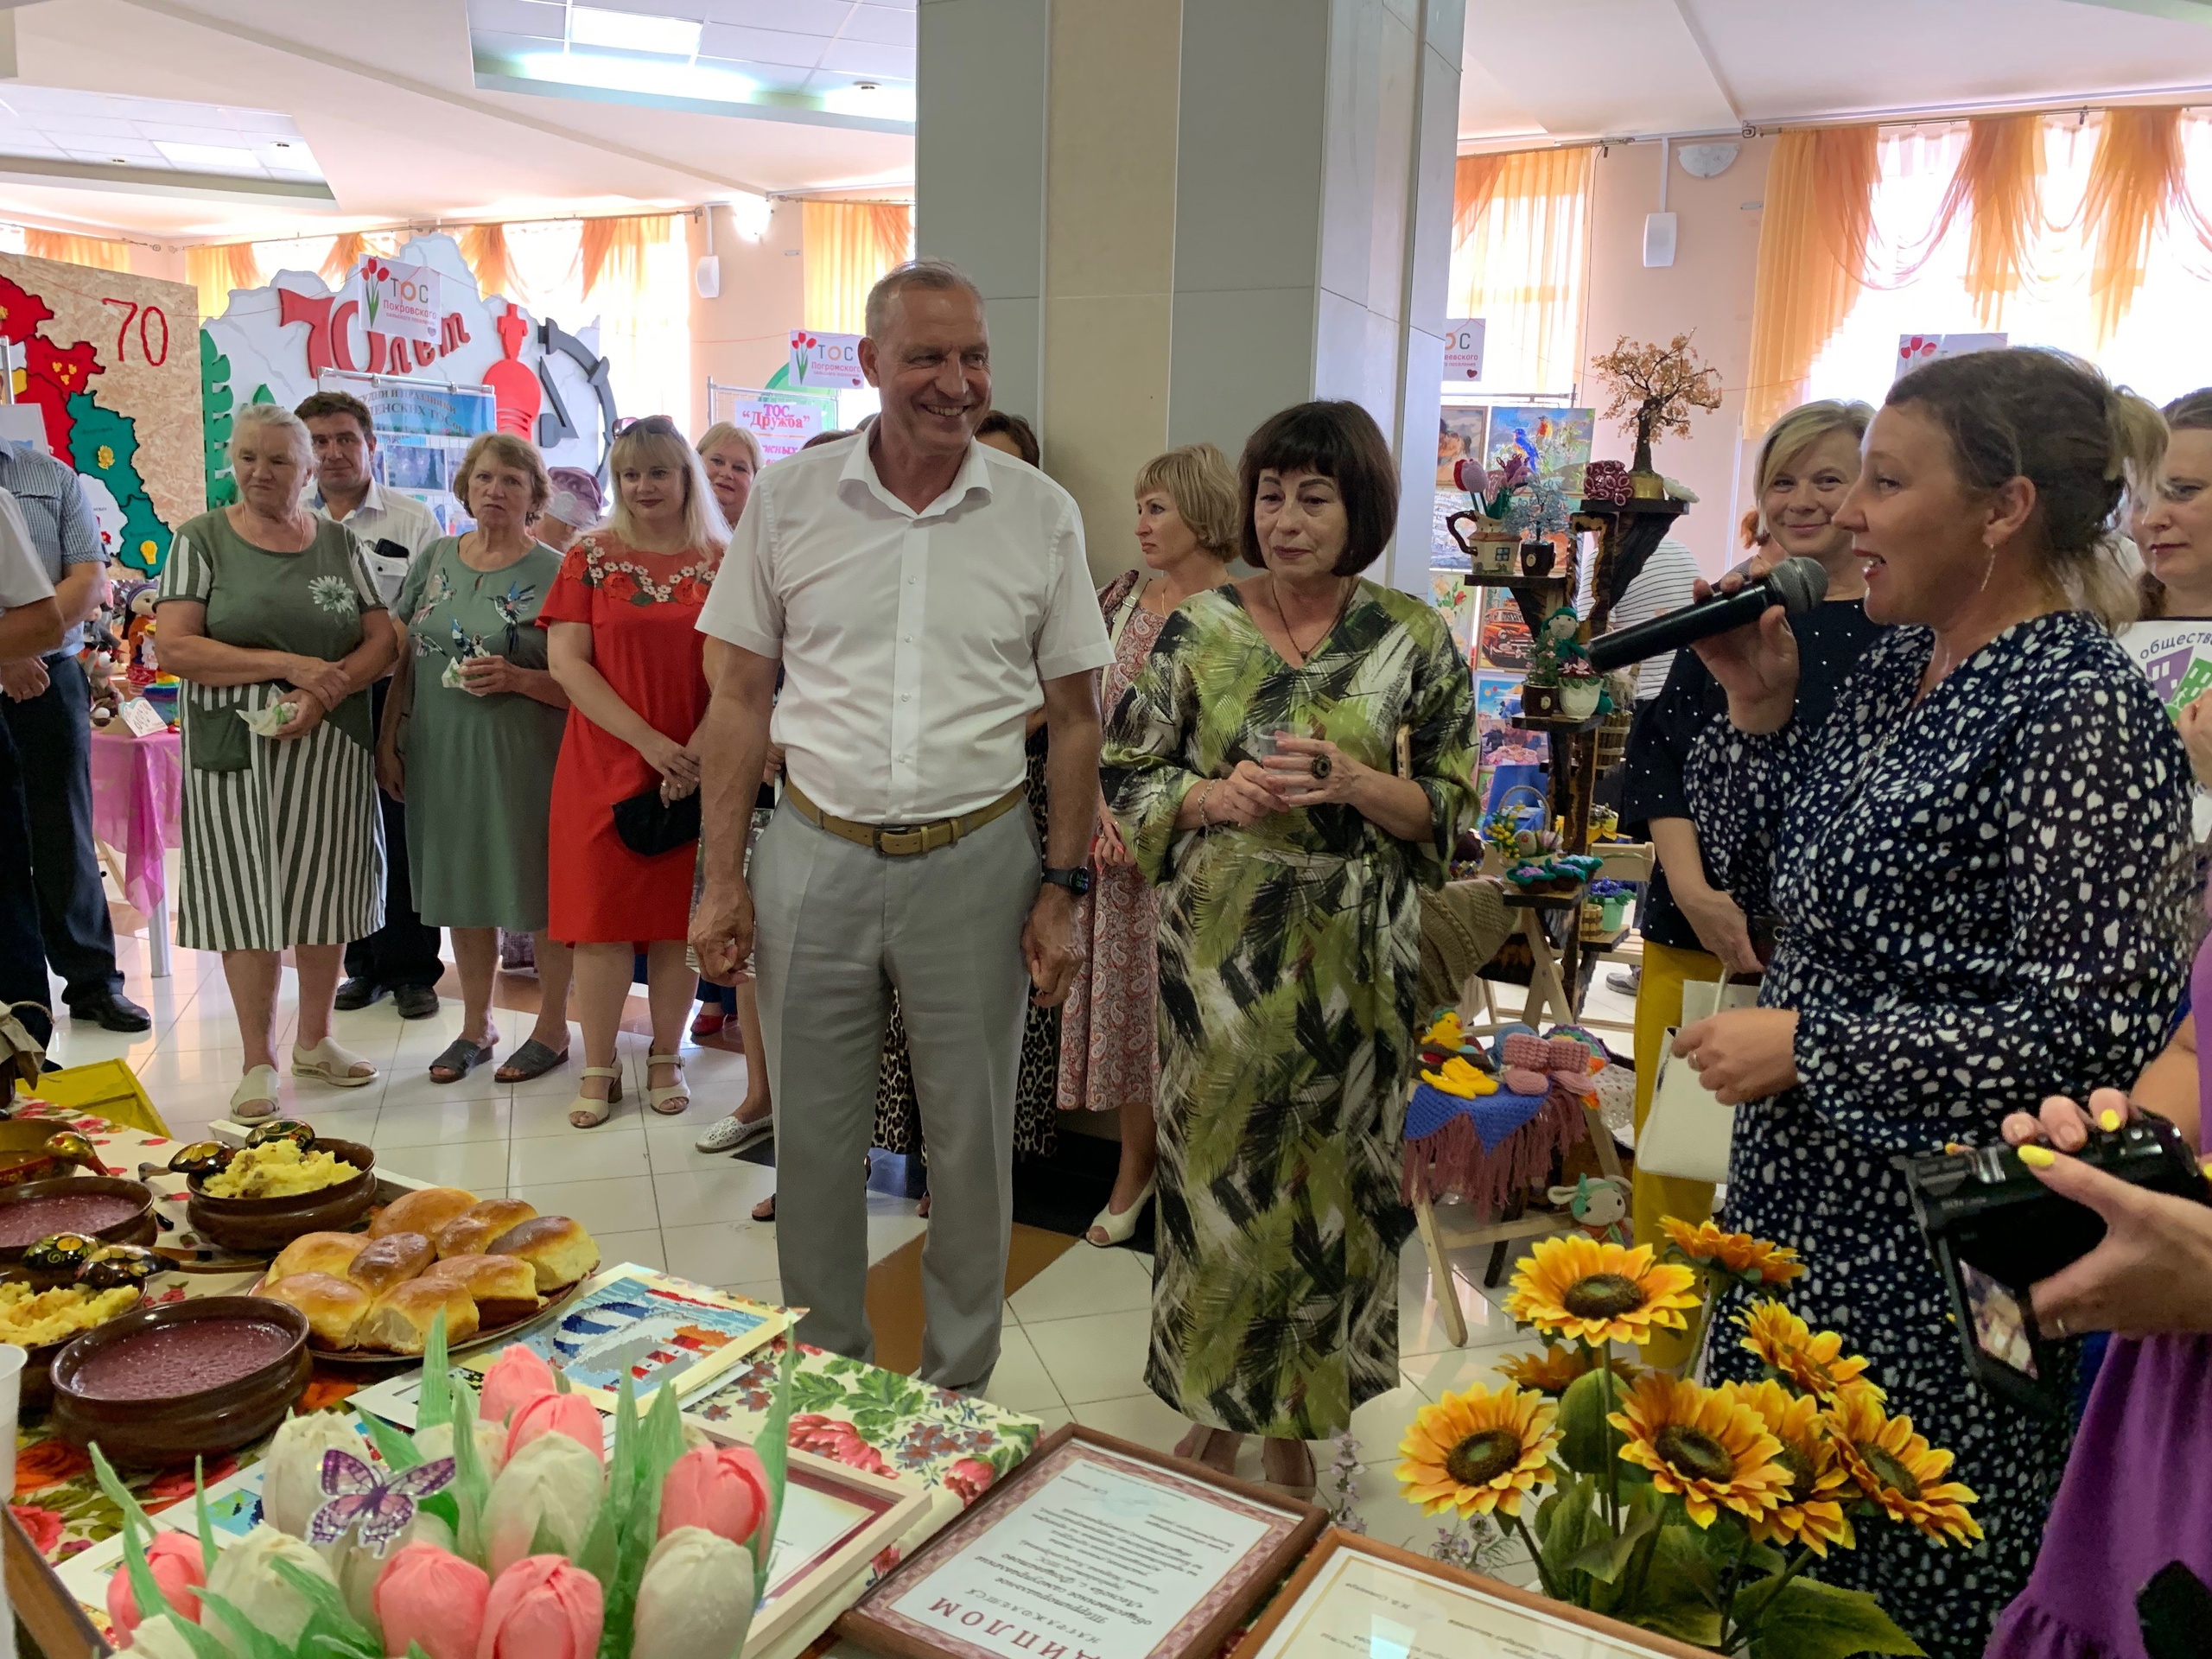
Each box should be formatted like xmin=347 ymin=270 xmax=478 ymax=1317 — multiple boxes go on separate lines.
xmin=2199 ymin=1157 xmax=2212 ymax=1179
xmin=2099 ymin=1109 xmax=2122 ymax=1132
xmin=2018 ymin=1145 xmax=2056 ymax=1168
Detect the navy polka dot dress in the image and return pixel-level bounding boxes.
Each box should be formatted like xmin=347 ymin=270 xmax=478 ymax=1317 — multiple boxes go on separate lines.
xmin=1686 ymin=609 xmax=2195 ymax=1656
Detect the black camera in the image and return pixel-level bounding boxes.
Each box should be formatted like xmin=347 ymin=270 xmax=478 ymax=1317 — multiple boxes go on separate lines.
xmin=1903 ymin=1111 xmax=2212 ymax=1414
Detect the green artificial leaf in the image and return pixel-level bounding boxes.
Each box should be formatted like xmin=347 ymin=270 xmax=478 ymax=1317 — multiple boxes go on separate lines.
xmin=89 ymin=1446 xmax=175 ymax=1631
xmin=194 ymin=1458 xmax=218 ymax=1580
xmin=1566 ymin=1489 xmax=1660 ymax=1586
xmin=1742 ymin=1577 xmax=1925 ymax=1659
xmin=1539 ymin=1474 xmax=1606 ymax=1594
xmin=448 ymin=1384 xmax=490 ymax=1565
xmin=361 ymin=1411 xmax=424 ymax=1473
xmin=419 ymin=1313 xmax=453 ymax=1433
xmin=270 ymin=1557 xmax=382 ymax=1659
xmin=1532 ymin=1487 xmax=1561 ymax=1546
xmin=1555 ymin=1369 xmax=1618 ymax=1478
xmin=1628 ymin=1525 xmax=1725 ymax=1645
xmin=199 ymin=1589 xmax=296 ymax=1659
xmin=410 ymin=1646 xmax=436 ymax=1659
xmin=555 ymin=1365 xmax=575 ymax=1395
xmin=753 ymin=1344 xmax=800 ymax=1581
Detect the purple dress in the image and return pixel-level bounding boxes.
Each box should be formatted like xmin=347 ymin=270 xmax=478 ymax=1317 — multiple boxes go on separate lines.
xmin=1985 ymin=927 xmax=2212 ymax=1659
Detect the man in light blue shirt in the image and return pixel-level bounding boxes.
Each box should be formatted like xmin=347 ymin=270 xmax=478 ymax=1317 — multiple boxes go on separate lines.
xmin=0 ymin=443 xmax=148 ymax=1033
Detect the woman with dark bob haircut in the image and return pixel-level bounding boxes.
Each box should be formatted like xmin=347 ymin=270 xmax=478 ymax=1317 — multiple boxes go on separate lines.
xmin=1103 ymin=399 xmax=1475 ymax=1495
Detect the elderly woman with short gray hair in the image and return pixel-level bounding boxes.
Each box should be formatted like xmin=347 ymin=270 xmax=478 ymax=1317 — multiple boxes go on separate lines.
xmin=156 ymin=400 xmax=397 ymax=1117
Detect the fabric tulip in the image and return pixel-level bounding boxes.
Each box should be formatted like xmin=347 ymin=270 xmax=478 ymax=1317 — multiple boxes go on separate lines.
xmin=413 ymin=1418 xmax=509 ymax=1481
xmin=658 ymin=1443 xmax=769 ymax=1549
xmin=479 ymin=1346 xmax=559 ymax=1426
xmin=505 ymin=1390 xmax=605 ymax=1467
xmin=335 ymin=1509 xmax=456 ymax=1638
xmin=632 ymin=1527 xmax=757 ymax=1659
xmin=484 ymin=1433 xmax=602 ymax=1580
xmin=475 ymin=1555 xmax=603 ymax=1659
xmin=261 ymin=1411 xmax=373 ymax=1539
xmin=202 ymin=1524 xmax=341 ymax=1650
xmin=124 ymin=1612 xmax=202 ymax=1659
xmin=106 ymin=1530 xmax=205 ymax=1641
xmin=375 ymin=1541 xmax=490 ymax=1659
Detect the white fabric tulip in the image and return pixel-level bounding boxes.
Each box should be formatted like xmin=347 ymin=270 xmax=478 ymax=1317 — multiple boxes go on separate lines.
xmin=632 ymin=1527 xmax=757 ymax=1659
xmin=124 ymin=1613 xmax=204 ymax=1659
xmin=259 ymin=1413 xmax=372 ymax=1540
xmin=202 ymin=1525 xmax=340 ymax=1650
xmin=411 ymin=1418 xmax=508 ymax=1480
xmin=484 ymin=1432 xmax=602 ymax=1579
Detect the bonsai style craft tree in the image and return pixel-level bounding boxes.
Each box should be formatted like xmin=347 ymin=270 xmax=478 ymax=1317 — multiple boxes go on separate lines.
xmin=1591 ymin=333 xmax=1723 ymax=476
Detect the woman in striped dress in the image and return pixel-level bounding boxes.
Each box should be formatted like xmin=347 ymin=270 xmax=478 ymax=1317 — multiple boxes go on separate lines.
xmin=156 ymin=403 xmax=397 ymax=1118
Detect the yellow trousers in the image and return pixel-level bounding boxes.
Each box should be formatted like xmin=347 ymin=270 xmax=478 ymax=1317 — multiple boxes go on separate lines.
xmin=1630 ymin=938 xmax=1722 ymax=1369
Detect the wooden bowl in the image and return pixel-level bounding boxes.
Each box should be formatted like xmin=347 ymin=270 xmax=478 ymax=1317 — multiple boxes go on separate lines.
xmin=0 ymin=1177 xmax=158 ymax=1281
xmin=50 ymin=1296 xmax=310 ymax=1467
xmin=186 ymin=1140 xmax=376 ymax=1256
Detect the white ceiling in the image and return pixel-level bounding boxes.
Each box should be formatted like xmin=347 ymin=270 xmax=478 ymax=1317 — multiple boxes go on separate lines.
xmin=1460 ymin=0 xmax=2212 ymax=144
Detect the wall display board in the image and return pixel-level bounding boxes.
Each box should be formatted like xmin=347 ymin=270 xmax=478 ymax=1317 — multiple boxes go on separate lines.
xmin=0 ymin=251 xmax=202 ymax=575
xmin=319 ymin=371 xmax=498 ymax=533
xmin=708 ymin=382 xmax=837 ymax=463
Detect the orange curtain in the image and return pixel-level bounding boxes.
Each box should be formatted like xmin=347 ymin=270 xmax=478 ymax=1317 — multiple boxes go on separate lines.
xmin=2082 ymin=107 xmax=2194 ymax=346
xmin=186 ymin=243 xmax=263 ymax=324
xmin=460 ymin=223 xmax=518 ymax=302
xmin=1916 ymin=115 xmax=2045 ymax=327
xmin=801 ymin=200 xmax=915 ymax=334
xmin=1743 ymin=125 xmax=1880 ymax=435
xmin=23 ymin=232 xmax=130 ymax=273
xmin=320 ymin=232 xmax=371 ymax=287
xmin=1446 ymin=146 xmax=1592 ymax=394
xmin=581 ymin=214 xmax=673 ymax=305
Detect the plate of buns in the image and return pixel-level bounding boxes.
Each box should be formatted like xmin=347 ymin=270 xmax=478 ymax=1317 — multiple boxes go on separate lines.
xmin=250 ymin=1186 xmax=600 ymax=1367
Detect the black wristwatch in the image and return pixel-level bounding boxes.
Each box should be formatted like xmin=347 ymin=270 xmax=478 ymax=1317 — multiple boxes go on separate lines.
xmin=1042 ymin=866 xmax=1093 ymax=897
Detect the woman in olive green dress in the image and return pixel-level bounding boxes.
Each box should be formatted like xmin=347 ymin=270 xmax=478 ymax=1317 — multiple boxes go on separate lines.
xmin=377 ymin=433 xmax=574 ymax=1084
xmin=1103 ymin=401 xmax=1475 ymax=1494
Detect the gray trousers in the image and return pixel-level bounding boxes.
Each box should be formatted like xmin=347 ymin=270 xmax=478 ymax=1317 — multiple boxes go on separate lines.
xmin=751 ymin=798 xmax=1038 ymax=1390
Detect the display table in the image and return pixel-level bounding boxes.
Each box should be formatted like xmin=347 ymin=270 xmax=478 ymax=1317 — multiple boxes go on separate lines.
xmin=1 ymin=1100 xmax=1043 ymax=1659
xmin=86 ymin=729 xmax=182 ymax=978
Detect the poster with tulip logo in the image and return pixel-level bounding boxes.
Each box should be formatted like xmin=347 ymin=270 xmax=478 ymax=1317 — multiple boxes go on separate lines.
xmin=789 ymin=327 xmax=868 ymax=389
xmin=1895 ymin=331 xmax=2005 ymax=380
xmin=359 ymin=256 xmax=442 ymax=346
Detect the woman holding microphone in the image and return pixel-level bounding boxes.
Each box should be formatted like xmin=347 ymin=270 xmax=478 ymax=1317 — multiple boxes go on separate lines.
xmin=1669 ymin=349 xmax=2195 ymax=1655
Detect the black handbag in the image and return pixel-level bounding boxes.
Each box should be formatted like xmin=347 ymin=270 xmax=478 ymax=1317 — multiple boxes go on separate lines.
xmin=611 ymin=785 xmax=701 ymax=856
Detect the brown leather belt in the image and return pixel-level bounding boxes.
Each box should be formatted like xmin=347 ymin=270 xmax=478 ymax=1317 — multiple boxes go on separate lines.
xmin=785 ymin=779 xmax=1025 ymax=857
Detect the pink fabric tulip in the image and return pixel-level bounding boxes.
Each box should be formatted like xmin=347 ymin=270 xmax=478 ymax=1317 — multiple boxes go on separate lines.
xmin=480 ymin=1346 xmax=560 ymax=1426
xmin=505 ymin=1390 xmax=605 ymax=1466
xmin=105 ymin=1530 xmax=205 ymax=1641
xmin=374 ymin=1542 xmax=489 ymax=1659
xmin=658 ymin=1443 xmax=770 ymax=1549
xmin=475 ymin=1556 xmax=603 ymax=1659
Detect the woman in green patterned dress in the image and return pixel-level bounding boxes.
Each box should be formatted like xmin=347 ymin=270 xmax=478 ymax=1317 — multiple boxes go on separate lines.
xmin=1103 ymin=401 xmax=1475 ymax=1495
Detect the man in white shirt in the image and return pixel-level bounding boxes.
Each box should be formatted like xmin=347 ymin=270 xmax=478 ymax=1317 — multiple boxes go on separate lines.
xmin=297 ymin=390 xmax=443 ymax=1019
xmin=692 ymin=261 xmax=1111 ymax=1391
xmin=0 ymin=487 xmax=63 ymax=1052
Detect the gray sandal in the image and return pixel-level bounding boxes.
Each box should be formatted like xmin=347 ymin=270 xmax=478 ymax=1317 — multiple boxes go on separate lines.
xmin=496 ymin=1039 xmax=569 ymax=1083
xmin=429 ymin=1037 xmax=496 ymax=1084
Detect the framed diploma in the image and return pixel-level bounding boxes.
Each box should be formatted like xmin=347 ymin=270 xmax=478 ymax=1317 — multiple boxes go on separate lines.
xmin=837 ymin=1423 xmax=1326 ymax=1659
xmin=1230 ymin=1529 xmax=1710 ymax=1659
xmin=734 ymin=1446 xmax=934 ymax=1656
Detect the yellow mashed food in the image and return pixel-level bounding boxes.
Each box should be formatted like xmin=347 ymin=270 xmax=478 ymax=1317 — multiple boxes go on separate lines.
xmin=0 ymin=1281 xmax=139 ymax=1347
xmin=200 ymin=1141 xmax=360 ymax=1200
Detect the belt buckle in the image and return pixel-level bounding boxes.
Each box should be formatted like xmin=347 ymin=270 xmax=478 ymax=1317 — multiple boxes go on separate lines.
xmin=874 ymin=823 xmax=919 ymax=856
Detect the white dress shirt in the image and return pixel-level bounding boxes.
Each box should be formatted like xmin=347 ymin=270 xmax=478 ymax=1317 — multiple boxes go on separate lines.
xmin=1608 ymin=537 xmax=1706 ymax=700
xmin=698 ymin=431 xmax=1112 ymax=823
xmin=310 ymin=479 xmax=440 ymax=607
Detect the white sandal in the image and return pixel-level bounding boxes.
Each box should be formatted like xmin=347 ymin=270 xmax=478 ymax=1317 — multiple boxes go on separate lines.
xmin=230 ymin=1065 xmax=281 ymax=1121
xmin=646 ymin=1052 xmax=690 ymax=1116
xmin=1086 ymin=1176 xmax=1156 ymax=1248
xmin=291 ymin=1038 xmax=378 ymax=1087
xmin=569 ymin=1065 xmax=624 ymax=1129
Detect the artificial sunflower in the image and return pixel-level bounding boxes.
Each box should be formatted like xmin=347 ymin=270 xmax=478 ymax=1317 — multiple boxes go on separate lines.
xmin=1738 ymin=1300 xmax=1884 ymax=1402
xmin=1658 ymin=1217 xmax=1805 ymax=1285
xmin=1826 ymin=1389 xmax=1983 ymax=1547
xmin=1497 ymin=1342 xmax=1639 ymax=1398
xmin=1396 ymin=1382 xmax=1560 ymax=1518
xmin=1609 ymin=1372 xmax=1790 ymax=1528
xmin=1504 ymin=1235 xmax=1699 ymax=1346
xmin=1720 ymin=1378 xmax=1855 ymax=1555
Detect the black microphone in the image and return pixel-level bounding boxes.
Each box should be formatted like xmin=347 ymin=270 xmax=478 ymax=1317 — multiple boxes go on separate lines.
xmin=1586 ymin=556 xmax=1828 ymax=674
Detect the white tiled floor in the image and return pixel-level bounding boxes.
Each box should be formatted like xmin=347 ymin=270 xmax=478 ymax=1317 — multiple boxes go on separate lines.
xmin=44 ymin=906 xmax=1640 ymax=1561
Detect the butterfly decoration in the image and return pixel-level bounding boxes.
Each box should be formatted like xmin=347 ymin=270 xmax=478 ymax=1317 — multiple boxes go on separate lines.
xmin=308 ymin=1449 xmax=456 ymax=1556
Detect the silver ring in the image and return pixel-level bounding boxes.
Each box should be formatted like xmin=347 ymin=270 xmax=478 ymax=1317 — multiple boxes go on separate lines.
xmin=2051 ymin=1313 xmax=2069 ymax=1339
xmin=1311 ymin=755 xmax=1332 ymax=779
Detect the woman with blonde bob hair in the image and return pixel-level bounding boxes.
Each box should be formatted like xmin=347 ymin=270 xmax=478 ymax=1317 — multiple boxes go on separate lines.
xmin=1671 ymin=350 xmax=2192 ymax=1651
xmin=378 ymin=430 xmax=575 ymax=1084
xmin=1058 ymin=442 xmax=1238 ymax=1246
xmin=696 ymin=420 xmax=762 ymax=532
xmin=542 ymin=416 xmax=729 ymax=1128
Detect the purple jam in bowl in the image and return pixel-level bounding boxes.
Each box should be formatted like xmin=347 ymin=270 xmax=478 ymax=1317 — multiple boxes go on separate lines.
xmin=67 ymin=1317 xmax=296 ymax=1402
xmin=0 ymin=1192 xmax=143 ymax=1249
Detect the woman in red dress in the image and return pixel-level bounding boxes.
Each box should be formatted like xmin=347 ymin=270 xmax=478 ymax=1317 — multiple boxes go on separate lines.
xmin=541 ymin=417 xmax=729 ymax=1128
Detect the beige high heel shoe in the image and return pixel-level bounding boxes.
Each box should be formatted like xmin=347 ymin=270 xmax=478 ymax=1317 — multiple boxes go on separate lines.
xmin=568 ymin=1065 xmax=624 ymax=1129
xmin=646 ymin=1052 xmax=690 ymax=1116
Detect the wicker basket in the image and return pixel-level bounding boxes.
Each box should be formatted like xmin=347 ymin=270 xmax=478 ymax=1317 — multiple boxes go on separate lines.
xmin=1595 ymin=706 xmax=1633 ymax=768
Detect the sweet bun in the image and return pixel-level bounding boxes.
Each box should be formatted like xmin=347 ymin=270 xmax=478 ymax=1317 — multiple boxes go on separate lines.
xmin=257 ymin=1271 xmax=371 ymax=1351
xmin=435 ymin=1198 xmax=539 ymax=1261
xmin=490 ymin=1215 xmax=599 ymax=1291
xmin=267 ymin=1230 xmax=369 ymax=1284
xmin=348 ymin=1232 xmax=435 ymax=1297
xmin=357 ymin=1278 xmax=480 ymax=1356
xmin=370 ymin=1186 xmax=480 ymax=1242
xmin=420 ymin=1253 xmax=541 ymax=1325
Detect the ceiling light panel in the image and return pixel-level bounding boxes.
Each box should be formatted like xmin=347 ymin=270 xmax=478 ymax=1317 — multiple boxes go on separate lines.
xmin=0 ymin=86 xmax=322 ymax=181
xmin=569 ymin=5 xmax=703 ymax=55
